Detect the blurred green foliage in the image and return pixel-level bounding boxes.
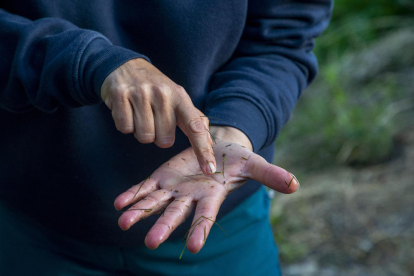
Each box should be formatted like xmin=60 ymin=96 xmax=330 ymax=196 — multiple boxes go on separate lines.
xmin=273 ymin=0 xmax=414 ymax=173
xmin=315 ymin=0 xmax=414 ymax=64
xmin=271 ymin=202 xmax=311 ymax=262
xmin=273 ymin=0 xmax=414 ymax=265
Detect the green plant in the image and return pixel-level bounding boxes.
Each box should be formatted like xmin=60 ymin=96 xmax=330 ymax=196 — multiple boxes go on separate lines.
xmin=273 ymin=0 xmax=412 ymax=172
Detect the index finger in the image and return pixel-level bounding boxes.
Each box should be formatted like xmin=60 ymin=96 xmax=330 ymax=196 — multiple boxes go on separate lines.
xmin=175 ymin=95 xmax=216 ymax=175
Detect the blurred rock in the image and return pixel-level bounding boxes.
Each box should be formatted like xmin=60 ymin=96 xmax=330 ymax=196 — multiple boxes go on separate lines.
xmin=275 ymin=126 xmax=414 ymax=276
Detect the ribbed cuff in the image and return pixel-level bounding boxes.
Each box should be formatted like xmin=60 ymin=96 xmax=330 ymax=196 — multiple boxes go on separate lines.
xmin=80 ymin=38 xmax=150 ymax=104
xmin=205 ymin=97 xmax=268 ymax=153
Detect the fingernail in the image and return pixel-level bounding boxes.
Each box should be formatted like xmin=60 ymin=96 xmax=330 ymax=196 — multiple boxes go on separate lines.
xmin=290 ymin=173 xmax=300 ymax=191
xmin=206 ymin=161 xmax=216 ymax=174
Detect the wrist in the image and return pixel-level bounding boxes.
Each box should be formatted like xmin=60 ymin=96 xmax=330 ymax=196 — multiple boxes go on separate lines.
xmin=209 ymin=126 xmax=253 ymax=151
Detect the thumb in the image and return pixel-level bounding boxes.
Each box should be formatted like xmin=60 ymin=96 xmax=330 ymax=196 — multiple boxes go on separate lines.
xmin=243 ymin=154 xmax=300 ymax=194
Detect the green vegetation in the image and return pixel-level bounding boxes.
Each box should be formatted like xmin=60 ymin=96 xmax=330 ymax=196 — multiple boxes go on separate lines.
xmin=315 ymin=0 xmax=413 ymax=64
xmin=274 ymin=0 xmax=414 ymax=173
xmin=272 ymin=1 xmax=414 ymax=264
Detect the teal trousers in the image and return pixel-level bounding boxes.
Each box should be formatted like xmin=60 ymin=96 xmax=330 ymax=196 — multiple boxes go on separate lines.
xmin=0 ymin=187 xmax=281 ymax=276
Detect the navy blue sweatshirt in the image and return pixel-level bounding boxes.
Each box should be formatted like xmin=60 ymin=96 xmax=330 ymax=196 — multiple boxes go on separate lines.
xmin=0 ymin=1 xmax=332 ymax=247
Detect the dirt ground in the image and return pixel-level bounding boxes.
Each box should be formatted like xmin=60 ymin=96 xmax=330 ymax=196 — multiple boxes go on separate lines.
xmin=272 ymin=126 xmax=414 ymax=276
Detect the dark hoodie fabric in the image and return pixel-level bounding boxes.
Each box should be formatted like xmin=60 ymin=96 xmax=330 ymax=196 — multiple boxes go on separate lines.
xmin=0 ymin=0 xmax=332 ymax=247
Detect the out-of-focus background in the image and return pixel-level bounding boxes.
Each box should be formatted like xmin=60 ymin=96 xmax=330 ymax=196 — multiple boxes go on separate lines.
xmin=271 ymin=1 xmax=414 ymax=275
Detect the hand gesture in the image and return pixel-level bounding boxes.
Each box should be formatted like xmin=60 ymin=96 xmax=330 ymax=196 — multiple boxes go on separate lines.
xmin=101 ymin=58 xmax=215 ymax=175
xmin=114 ymin=141 xmax=299 ymax=254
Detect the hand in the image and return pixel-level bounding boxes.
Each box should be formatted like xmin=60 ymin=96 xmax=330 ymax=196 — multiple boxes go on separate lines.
xmin=101 ymin=58 xmax=215 ymax=175
xmin=114 ymin=128 xmax=299 ymax=254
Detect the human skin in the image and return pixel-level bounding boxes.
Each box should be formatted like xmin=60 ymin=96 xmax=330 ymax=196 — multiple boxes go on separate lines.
xmin=114 ymin=126 xmax=299 ymax=254
xmin=102 ymin=59 xmax=299 ymax=253
xmin=101 ymin=58 xmax=216 ymax=175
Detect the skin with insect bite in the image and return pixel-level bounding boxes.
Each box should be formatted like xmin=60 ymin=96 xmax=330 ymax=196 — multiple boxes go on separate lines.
xmin=114 ymin=128 xmax=299 ymax=256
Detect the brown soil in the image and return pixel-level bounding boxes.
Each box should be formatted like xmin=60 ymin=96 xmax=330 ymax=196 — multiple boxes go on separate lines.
xmin=272 ymin=126 xmax=414 ymax=276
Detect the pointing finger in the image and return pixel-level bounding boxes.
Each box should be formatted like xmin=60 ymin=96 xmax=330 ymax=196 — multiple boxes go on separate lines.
xmin=174 ymin=90 xmax=216 ymax=175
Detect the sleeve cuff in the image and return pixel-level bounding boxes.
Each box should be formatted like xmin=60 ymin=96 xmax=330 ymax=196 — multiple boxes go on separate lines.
xmin=80 ymin=37 xmax=150 ymax=104
xmin=205 ymin=97 xmax=269 ymax=153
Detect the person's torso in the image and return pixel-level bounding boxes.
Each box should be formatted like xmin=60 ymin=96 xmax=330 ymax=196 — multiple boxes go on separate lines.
xmin=0 ymin=0 xmax=269 ymax=247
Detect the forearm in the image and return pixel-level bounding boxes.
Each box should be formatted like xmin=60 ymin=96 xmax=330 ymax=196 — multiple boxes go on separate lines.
xmin=0 ymin=8 xmax=146 ymax=113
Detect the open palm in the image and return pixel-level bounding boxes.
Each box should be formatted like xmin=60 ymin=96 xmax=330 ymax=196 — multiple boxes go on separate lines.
xmin=114 ymin=142 xmax=299 ymax=254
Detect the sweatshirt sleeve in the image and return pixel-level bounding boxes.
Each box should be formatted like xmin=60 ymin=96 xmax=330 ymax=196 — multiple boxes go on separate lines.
xmin=205 ymin=0 xmax=333 ymax=152
xmin=0 ymin=8 xmax=149 ymax=113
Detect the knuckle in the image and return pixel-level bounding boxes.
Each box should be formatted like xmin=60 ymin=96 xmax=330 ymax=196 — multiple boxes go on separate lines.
xmin=138 ymin=137 xmax=155 ymax=144
xmin=173 ymin=85 xmax=189 ymax=104
xmin=155 ymin=138 xmax=174 ymax=148
xmin=175 ymin=85 xmax=186 ymax=95
xmin=157 ymin=221 xmax=176 ymax=232
xmin=195 ymin=207 xmax=214 ymax=217
xmin=143 ymin=195 xmax=158 ymax=204
xmin=156 ymin=83 xmax=171 ymax=95
xmin=135 ymin=133 xmax=155 ymax=144
xmin=111 ymin=87 xmax=128 ymax=99
xmin=188 ymin=117 xmax=206 ymax=134
xmin=165 ymin=205 xmax=184 ymax=216
xmin=117 ymin=125 xmax=134 ymax=134
xmin=153 ymin=86 xmax=171 ymax=104
xmin=201 ymin=147 xmax=213 ymax=157
xmin=131 ymin=85 xmax=150 ymax=103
